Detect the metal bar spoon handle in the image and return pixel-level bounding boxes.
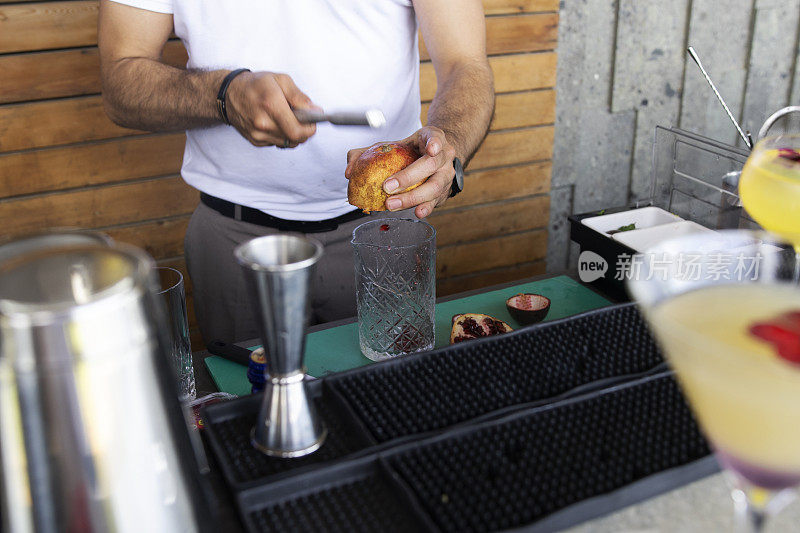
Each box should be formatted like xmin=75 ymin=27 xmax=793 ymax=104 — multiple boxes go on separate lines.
xmin=294 ymin=108 xmax=386 ymax=128
xmin=687 ymin=46 xmax=753 ymax=150
xmin=234 ymin=234 xmax=327 ymax=458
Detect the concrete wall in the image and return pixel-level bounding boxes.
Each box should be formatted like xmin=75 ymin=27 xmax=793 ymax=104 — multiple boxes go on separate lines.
xmin=548 ymin=0 xmax=800 ymax=272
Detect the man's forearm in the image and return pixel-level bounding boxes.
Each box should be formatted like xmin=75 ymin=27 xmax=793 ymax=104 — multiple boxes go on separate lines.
xmin=102 ymin=57 xmax=227 ymax=132
xmin=426 ymin=60 xmax=494 ymax=165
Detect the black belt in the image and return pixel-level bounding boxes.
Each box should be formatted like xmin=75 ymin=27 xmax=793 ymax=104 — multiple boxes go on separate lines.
xmin=200 ymin=193 xmax=367 ymax=233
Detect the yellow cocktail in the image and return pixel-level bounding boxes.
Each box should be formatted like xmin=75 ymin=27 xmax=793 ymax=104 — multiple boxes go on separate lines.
xmin=739 ymin=136 xmax=800 ymax=247
xmin=628 ymin=230 xmax=800 ymax=531
xmin=651 ymin=284 xmax=800 ymax=485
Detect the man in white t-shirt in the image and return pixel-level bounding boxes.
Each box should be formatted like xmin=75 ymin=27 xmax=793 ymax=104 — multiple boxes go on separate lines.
xmin=98 ymin=0 xmax=494 ymax=345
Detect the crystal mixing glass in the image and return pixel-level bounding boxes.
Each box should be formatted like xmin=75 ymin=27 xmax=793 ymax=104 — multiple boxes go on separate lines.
xmin=352 ymin=218 xmax=436 ymax=361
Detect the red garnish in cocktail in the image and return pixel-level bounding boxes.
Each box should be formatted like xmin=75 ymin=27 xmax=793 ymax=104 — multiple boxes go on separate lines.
xmin=777 ymin=148 xmax=800 ymax=163
xmin=750 ymin=310 xmax=800 ymax=364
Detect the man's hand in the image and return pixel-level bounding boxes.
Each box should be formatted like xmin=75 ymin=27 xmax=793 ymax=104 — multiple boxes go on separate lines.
xmin=226 ymin=72 xmax=318 ymax=148
xmin=345 ymin=126 xmax=456 ymax=219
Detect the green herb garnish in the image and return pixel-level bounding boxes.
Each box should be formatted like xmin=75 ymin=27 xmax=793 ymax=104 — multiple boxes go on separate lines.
xmin=607 ymin=223 xmax=636 ymax=235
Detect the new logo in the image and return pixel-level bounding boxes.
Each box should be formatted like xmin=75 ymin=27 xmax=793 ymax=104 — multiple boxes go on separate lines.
xmin=578 ymin=251 xmax=608 ymax=283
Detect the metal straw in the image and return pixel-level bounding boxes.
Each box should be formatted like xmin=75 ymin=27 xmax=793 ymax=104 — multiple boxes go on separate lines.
xmin=687 ymin=46 xmax=753 ymax=150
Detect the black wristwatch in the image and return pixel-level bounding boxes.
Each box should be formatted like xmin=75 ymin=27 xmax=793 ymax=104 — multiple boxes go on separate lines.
xmin=449 ymin=157 xmax=464 ymax=198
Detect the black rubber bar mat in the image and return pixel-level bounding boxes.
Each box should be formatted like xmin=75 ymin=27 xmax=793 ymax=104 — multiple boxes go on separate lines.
xmin=387 ymin=373 xmax=711 ymax=533
xmin=230 ymin=373 xmax=714 ymax=533
xmin=328 ymin=303 xmax=665 ymax=443
xmin=202 ymin=380 xmax=376 ymax=491
xmin=238 ymin=457 xmax=437 ymax=533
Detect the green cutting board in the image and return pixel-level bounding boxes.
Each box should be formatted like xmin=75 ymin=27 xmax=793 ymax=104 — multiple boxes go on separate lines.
xmin=204 ymin=275 xmax=612 ymax=396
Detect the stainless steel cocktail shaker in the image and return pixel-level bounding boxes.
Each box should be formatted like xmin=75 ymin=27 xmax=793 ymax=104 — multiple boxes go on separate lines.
xmin=0 ymin=234 xmax=213 ymax=532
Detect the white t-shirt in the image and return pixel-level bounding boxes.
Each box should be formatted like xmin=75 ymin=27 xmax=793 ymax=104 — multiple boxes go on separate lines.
xmin=109 ymin=0 xmax=422 ymax=220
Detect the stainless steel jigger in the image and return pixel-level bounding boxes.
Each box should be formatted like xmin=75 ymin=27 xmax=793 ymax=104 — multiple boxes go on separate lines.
xmin=234 ymin=234 xmax=327 ymax=457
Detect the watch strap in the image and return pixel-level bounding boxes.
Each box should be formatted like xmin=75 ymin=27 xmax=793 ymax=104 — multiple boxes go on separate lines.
xmin=216 ymin=68 xmax=250 ymax=125
xmin=449 ymin=179 xmax=460 ymax=198
xmin=449 ymin=157 xmax=464 ymax=198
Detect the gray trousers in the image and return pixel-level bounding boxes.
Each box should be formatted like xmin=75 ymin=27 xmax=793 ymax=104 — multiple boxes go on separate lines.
xmin=184 ymin=202 xmax=410 ymax=345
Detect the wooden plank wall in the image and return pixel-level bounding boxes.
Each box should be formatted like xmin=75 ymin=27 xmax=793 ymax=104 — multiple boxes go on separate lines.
xmin=0 ymin=0 xmax=558 ymax=347
xmin=426 ymin=0 xmax=558 ymax=294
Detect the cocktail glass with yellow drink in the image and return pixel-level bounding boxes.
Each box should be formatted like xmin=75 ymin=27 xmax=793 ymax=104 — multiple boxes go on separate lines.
xmin=739 ymin=133 xmax=800 ymax=247
xmin=628 ymin=230 xmax=800 ymax=532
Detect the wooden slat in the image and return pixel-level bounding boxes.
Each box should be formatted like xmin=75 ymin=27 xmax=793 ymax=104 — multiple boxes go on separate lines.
xmin=0 ymin=40 xmax=187 ymax=104
xmin=437 ymin=229 xmax=547 ymax=278
xmin=0 ymin=95 xmax=142 ymax=152
xmin=469 ymin=126 xmax=554 ymax=170
xmin=429 ymin=195 xmax=549 ymax=247
xmin=422 ymin=89 xmax=555 ymax=130
xmin=437 ymin=260 xmax=546 ymax=296
xmin=0 ymin=176 xmax=199 ymax=236
xmin=421 ymin=52 xmax=557 ymax=100
xmin=439 ymin=162 xmax=551 ymax=211
xmin=489 ymin=90 xmax=555 ymax=129
xmin=0 ymin=1 xmax=560 ymax=11
xmin=0 ymin=133 xmax=185 ymax=198
xmin=3 ymin=89 xmax=552 ymax=153
xmin=0 ymin=1 xmax=557 ymax=55
xmin=103 ymin=216 xmax=191 ymax=260
xmin=420 ymin=13 xmax=558 ymax=60
xmin=482 ymin=0 xmax=560 ymax=15
xmin=0 ymin=47 xmax=101 ymax=104
xmin=0 ymin=120 xmax=554 ymax=219
xmin=0 ymin=45 xmax=544 ymax=105
xmin=0 ymin=1 xmax=98 ymax=54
